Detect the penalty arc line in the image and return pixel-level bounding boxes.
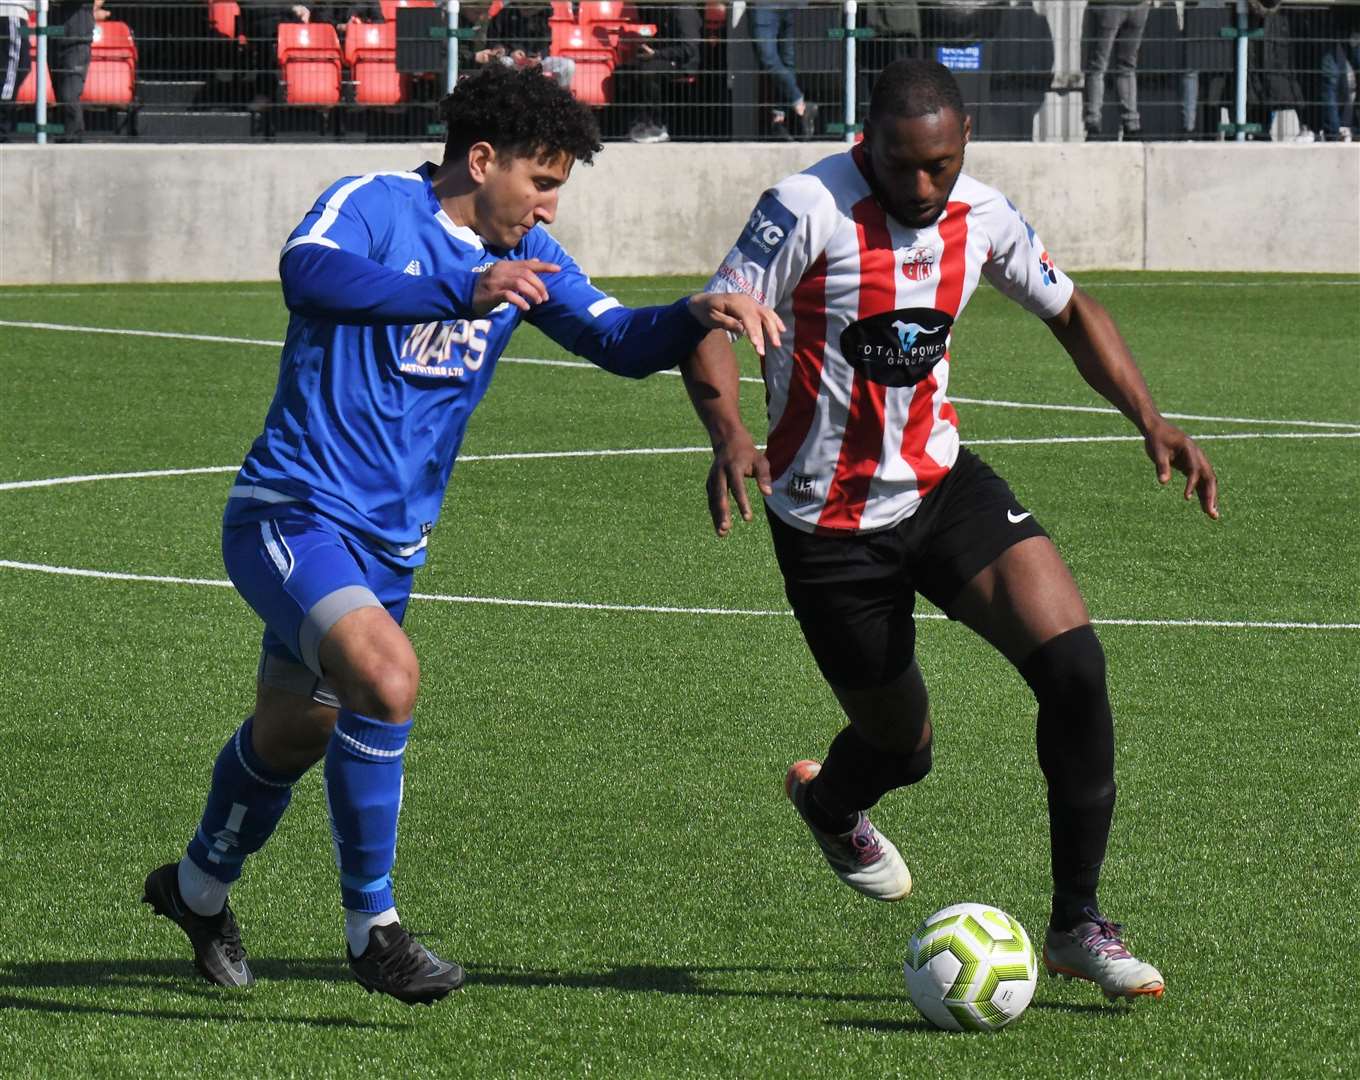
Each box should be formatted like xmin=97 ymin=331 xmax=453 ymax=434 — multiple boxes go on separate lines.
xmin=1 ymin=559 xmax=1356 ymax=631
xmin=3 ymin=319 xmax=1359 ymax=432
xmin=3 ymin=429 xmax=1359 ymax=493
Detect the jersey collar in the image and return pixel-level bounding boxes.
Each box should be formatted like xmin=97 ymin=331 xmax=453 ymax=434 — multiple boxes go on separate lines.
xmin=417 ymin=160 xmax=487 ymax=252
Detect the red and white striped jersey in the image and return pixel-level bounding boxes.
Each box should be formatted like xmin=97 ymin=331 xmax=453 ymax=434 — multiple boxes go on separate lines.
xmin=707 ymin=148 xmax=1074 ymax=535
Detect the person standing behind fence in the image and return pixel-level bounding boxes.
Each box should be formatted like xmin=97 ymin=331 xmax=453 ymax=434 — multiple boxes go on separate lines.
xmin=1083 ymin=0 xmax=1150 ymax=140
xmin=1318 ymin=1 xmax=1358 ymax=140
xmin=49 ymin=0 xmax=108 ymax=141
xmin=0 ymin=0 xmax=33 ymax=140
xmin=749 ymin=0 xmax=817 ymax=139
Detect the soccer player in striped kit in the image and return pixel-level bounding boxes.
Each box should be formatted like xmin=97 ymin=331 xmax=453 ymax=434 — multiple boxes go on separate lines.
xmin=684 ymin=59 xmax=1219 ymax=1002
xmin=141 ymin=64 xmax=782 ymax=1005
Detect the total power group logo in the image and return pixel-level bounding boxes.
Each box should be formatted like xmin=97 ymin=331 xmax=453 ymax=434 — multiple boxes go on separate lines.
xmin=839 ymin=307 xmax=954 ymax=387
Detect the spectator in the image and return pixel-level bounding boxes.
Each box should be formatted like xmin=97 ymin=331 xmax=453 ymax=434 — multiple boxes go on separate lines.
xmin=0 ymin=0 xmax=33 ymax=140
xmin=50 ymin=0 xmax=109 ymax=141
xmin=613 ymin=3 xmax=701 ymax=143
xmin=1082 ymin=0 xmax=1150 ymax=140
xmin=472 ymin=1 xmax=574 ymax=91
xmin=749 ymin=0 xmax=816 ymax=139
xmin=238 ymin=1 xmax=311 ymax=107
xmin=1318 ymin=1 xmax=1358 ymax=140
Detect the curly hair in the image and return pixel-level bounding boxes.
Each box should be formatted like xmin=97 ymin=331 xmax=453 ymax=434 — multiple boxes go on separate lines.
xmin=869 ymin=59 xmax=966 ymax=124
xmin=440 ymin=64 xmax=603 ymax=164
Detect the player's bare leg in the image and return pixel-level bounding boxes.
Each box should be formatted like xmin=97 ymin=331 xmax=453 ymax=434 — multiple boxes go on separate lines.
xmin=949 ymin=535 xmax=1164 ymax=1000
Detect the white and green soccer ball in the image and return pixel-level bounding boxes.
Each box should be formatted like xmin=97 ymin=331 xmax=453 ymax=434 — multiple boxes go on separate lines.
xmin=904 ymin=902 xmax=1038 ymax=1032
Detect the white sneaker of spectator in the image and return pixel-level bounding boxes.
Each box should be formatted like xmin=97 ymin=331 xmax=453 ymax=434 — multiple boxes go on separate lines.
xmin=628 ymin=121 xmax=670 ymax=144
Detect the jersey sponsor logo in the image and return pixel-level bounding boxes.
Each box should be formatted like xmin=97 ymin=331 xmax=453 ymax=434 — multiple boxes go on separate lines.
xmin=901 ymin=245 xmax=936 ymax=281
xmin=404 ymin=259 xmax=423 ymax=276
xmin=788 ymin=472 xmax=818 ymax=505
xmin=471 ymin=262 xmax=496 ymax=274
xmin=398 ymin=317 xmax=493 ymax=376
xmin=736 ymin=191 xmax=797 ymax=268
xmin=715 ymin=262 xmax=767 ymax=304
xmin=1038 ymin=250 xmax=1058 ymax=286
xmin=839 ymin=307 xmax=954 ymax=387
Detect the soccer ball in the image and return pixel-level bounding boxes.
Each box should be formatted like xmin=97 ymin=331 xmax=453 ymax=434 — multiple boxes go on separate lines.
xmin=904 ymin=903 xmax=1038 ymax=1032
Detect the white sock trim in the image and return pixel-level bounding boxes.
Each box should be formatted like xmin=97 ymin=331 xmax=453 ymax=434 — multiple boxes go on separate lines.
xmin=177 ymin=857 xmax=230 ymax=917
xmin=345 ymin=906 xmax=400 ymax=957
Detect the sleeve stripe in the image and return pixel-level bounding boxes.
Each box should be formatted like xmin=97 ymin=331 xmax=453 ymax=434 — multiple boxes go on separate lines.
xmin=280 ymin=235 xmax=340 ymax=256
xmin=282 ymin=170 xmax=423 ymax=257
xmin=588 ymin=296 xmax=621 ymax=318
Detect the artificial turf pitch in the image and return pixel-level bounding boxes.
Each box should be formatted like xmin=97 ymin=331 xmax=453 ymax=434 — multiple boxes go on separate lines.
xmin=0 ymin=274 xmax=1356 ymax=1077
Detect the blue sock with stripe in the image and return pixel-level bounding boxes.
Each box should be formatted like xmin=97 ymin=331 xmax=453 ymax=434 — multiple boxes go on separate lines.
xmin=325 ymin=710 xmax=411 ymax=922
xmin=183 ymin=716 xmax=307 ymax=912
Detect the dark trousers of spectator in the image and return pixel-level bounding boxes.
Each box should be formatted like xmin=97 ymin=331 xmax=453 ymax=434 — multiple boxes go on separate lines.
xmin=1 ymin=13 xmax=32 ymax=137
xmin=1321 ymin=39 xmax=1360 ymax=136
xmin=53 ymin=5 xmax=94 ymax=139
xmin=613 ymin=56 xmax=689 ymax=128
xmin=239 ymin=6 xmax=288 ymax=103
xmin=1083 ymin=2 xmax=1150 ymax=132
xmin=750 ymin=6 xmax=803 ymax=112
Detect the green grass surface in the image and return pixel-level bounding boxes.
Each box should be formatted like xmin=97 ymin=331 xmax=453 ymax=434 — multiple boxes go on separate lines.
xmin=0 ymin=273 xmax=1357 ymax=1077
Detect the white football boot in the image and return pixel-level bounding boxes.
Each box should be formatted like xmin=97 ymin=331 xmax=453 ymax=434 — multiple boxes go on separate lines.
xmin=1043 ymin=909 xmax=1165 ymax=1001
xmin=784 ymin=760 xmax=912 ymax=902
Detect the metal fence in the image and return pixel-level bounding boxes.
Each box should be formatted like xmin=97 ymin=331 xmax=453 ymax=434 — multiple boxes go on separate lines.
xmin=2 ymin=0 xmax=1357 ymax=143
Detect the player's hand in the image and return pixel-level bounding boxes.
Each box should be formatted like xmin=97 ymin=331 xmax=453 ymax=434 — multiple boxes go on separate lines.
xmin=687 ymin=293 xmax=785 ymax=358
xmin=473 ymin=258 xmax=560 ymax=314
xmin=706 ymin=427 xmax=773 ymax=538
xmin=1144 ymin=418 xmax=1219 ymax=519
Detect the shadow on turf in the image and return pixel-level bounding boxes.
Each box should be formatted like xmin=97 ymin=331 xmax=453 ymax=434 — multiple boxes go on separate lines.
xmin=0 ymin=959 xmax=408 ymax=1029
xmin=465 ymin=962 xmax=902 ymax=1004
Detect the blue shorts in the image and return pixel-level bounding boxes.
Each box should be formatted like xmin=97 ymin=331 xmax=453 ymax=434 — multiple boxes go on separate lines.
xmin=222 ymin=505 xmax=414 ymax=678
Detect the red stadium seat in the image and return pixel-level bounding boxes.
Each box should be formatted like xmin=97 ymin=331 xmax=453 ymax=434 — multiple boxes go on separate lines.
xmin=207 ymin=0 xmax=242 ymax=42
xmin=15 ymin=27 xmax=54 ymax=105
xmin=276 ymin=22 xmax=343 ymax=105
xmin=344 ymin=19 xmax=403 ymax=105
xmin=80 ymin=20 xmax=137 ymax=105
xmin=377 ymin=0 xmax=434 ymax=23
xmin=565 ymin=56 xmax=612 ymax=105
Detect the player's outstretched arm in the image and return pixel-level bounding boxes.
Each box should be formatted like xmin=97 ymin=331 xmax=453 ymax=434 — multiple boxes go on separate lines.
xmin=686 ymin=293 xmax=786 ymax=359
xmin=681 ymin=330 xmax=773 ymax=538
xmin=1045 ymin=286 xmax=1220 ymax=519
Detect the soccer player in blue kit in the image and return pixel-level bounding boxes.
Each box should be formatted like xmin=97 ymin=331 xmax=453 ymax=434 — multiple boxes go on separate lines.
xmin=142 ymin=64 xmax=783 ymax=1005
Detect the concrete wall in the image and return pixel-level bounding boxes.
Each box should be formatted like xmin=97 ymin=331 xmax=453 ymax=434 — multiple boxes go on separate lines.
xmin=2 ymin=142 xmax=1356 ymax=284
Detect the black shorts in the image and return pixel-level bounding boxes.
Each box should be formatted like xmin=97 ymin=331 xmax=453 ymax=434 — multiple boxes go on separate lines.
xmin=767 ymin=448 xmax=1048 ymax=691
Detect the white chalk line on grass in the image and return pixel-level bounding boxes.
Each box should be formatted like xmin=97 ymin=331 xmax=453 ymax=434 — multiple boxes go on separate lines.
xmin=4 ymin=428 xmax=1359 ymax=494
xmin=1 ymin=558 xmax=1355 ymax=631
xmin=4 ymin=318 xmax=1359 ymax=432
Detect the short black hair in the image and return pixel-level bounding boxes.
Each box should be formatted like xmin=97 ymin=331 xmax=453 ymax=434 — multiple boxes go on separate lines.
xmin=440 ymin=64 xmax=603 ymax=164
xmin=868 ymin=59 xmax=966 ymax=123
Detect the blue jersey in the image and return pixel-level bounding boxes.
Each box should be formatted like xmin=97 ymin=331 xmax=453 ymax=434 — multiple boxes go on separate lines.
xmin=226 ymin=161 xmax=706 ymax=566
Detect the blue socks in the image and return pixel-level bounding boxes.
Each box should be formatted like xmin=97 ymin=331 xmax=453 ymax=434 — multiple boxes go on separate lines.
xmin=181 ymin=709 xmax=412 ymax=944
xmin=324 ymin=710 xmax=412 ymax=916
xmin=183 ymin=716 xmax=307 ymax=911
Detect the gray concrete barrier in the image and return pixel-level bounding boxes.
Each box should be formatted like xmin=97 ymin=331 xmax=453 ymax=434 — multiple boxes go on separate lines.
xmin=2 ymin=142 xmax=1356 ymax=285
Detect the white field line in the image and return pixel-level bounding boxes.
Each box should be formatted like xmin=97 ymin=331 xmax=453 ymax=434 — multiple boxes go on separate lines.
xmin=4 ymin=428 xmax=1360 ymax=494
xmin=1 ymin=559 xmax=1355 ymax=631
xmin=3 ymin=318 xmax=1359 ymax=432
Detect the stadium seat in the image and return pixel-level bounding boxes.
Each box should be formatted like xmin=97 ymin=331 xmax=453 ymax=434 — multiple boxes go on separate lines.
xmin=276 ymin=22 xmax=343 ymax=105
xmin=344 ymin=18 xmax=403 ymax=105
xmin=207 ymin=0 xmax=243 ymax=43
xmin=378 ymin=0 xmax=434 ymax=23
xmin=80 ymin=20 xmax=137 ymax=106
xmin=554 ymin=28 xmax=615 ymax=105
xmin=15 ymin=25 xmax=54 ymax=105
